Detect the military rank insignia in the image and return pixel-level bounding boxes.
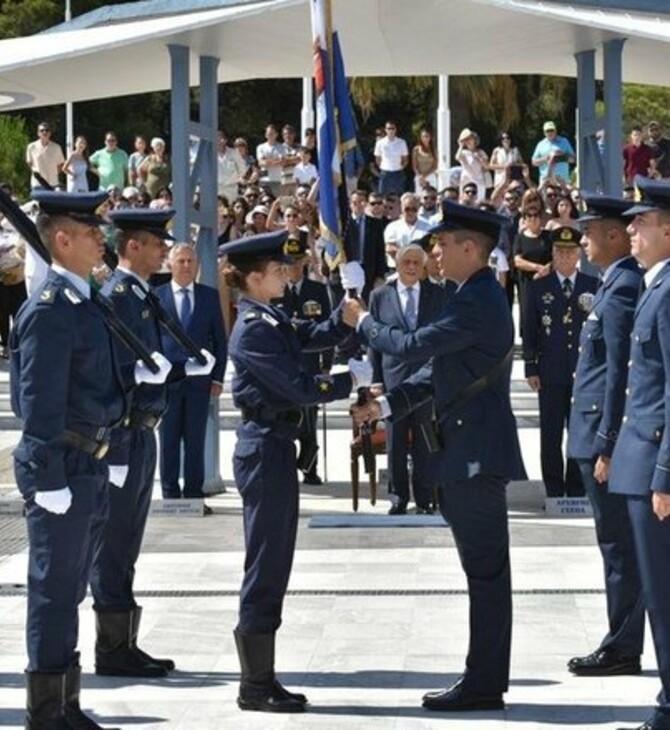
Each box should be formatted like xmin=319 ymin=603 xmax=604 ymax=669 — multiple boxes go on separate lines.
xmin=114 ymin=282 xmax=126 ymax=294
xmin=578 ymin=292 xmax=595 ymax=313
xmin=316 ymin=376 xmax=333 ymax=394
xmin=40 ymin=289 xmax=54 ymax=302
xmin=302 ymin=300 xmax=322 ymax=317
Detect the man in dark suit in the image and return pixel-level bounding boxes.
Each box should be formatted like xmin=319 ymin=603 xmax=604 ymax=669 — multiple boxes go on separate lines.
xmin=278 ymin=234 xmax=333 ymax=485
xmin=566 ymin=195 xmax=645 ymax=678
xmin=610 ymin=178 xmax=670 ymax=730
xmin=330 ymin=189 xmax=386 ymax=305
xmin=368 ymin=243 xmax=450 ymax=514
xmin=523 ymin=226 xmax=599 ymax=497
xmin=344 ymin=201 xmax=527 ymax=712
xmin=156 ymin=243 xmax=227 ymax=503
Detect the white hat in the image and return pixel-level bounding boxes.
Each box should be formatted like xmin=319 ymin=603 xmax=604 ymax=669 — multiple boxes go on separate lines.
xmin=458 ymin=127 xmax=475 ymax=143
xmin=122 ymin=186 xmax=139 ymax=199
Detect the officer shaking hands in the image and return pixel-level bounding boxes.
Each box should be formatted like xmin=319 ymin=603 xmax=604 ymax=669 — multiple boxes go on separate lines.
xmin=10 ymin=190 xmax=148 ymax=730
xmin=89 ymin=208 xmax=215 ymax=680
xmin=344 ymin=201 xmax=526 ymax=713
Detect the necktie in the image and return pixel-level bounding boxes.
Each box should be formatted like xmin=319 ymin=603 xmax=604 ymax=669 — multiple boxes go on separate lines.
xmin=290 ymin=284 xmax=299 ymax=316
xmin=179 ymin=288 xmax=192 ymax=327
xmin=562 ymin=278 xmax=573 ymax=298
xmin=405 ymin=286 xmax=417 ymax=330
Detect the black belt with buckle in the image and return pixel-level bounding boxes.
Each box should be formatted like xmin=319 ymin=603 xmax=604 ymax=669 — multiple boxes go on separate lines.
xmin=127 ymin=410 xmax=162 ymax=430
xmin=240 ymin=407 xmax=303 ymax=428
xmin=62 ymin=429 xmax=110 ymax=460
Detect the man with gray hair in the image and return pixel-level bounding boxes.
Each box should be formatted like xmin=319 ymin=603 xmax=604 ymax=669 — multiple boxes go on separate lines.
xmin=383 ymin=192 xmax=430 ymax=270
xmin=156 ymin=243 xmax=228 ymax=506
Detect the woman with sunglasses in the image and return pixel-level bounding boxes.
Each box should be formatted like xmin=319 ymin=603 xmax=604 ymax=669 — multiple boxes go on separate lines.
xmin=513 ymin=204 xmax=553 ymax=335
xmin=489 ymin=132 xmax=524 ymax=190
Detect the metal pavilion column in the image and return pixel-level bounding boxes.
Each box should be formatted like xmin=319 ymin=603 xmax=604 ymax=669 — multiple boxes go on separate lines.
xmin=169 ymin=44 xmax=225 ymax=495
xmin=603 ymin=38 xmax=626 ymax=197
xmin=436 ymin=75 xmax=451 ymax=190
xmin=575 ymin=49 xmax=603 ymax=192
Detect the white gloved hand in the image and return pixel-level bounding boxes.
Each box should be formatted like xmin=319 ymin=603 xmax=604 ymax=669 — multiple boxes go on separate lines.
xmin=185 ymin=349 xmax=216 ymax=377
xmin=35 ymin=487 xmax=72 ymax=515
xmin=339 ymin=261 xmax=366 ymax=296
xmin=348 ymin=358 xmax=373 ymax=388
xmin=134 ymin=351 xmax=172 ymax=385
xmin=108 ymin=465 xmax=129 ymax=489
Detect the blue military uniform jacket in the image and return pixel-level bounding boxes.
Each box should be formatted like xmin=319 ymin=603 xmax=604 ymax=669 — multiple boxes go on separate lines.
xmin=568 ymin=257 xmax=642 ymax=460
xmin=101 ymin=269 xmax=167 ymax=465
xmin=278 ymin=277 xmax=333 ymax=375
xmin=523 ymin=271 xmax=599 ymax=385
xmin=610 ymin=261 xmax=670 ymax=496
xmin=10 ymin=269 xmax=127 ymax=491
xmin=229 ymin=297 xmax=352 ymax=414
xmin=368 ymin=278 xmax=450 ymax=391
xmin=155 ymin=281 xmax=228 ymax=390
xmin=359 ymin=267 xmax=526 ymax=484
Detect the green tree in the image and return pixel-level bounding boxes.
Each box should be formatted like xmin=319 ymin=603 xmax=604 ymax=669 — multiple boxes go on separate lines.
xmin=0 ymin=115 xmax=30 ymax=196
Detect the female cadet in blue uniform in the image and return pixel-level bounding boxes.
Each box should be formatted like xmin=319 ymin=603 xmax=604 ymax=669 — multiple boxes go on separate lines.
xmin=219 ymin=230 xmax=370 ymax=713
xmin=10 ymin=191 xmax=171 ymax=730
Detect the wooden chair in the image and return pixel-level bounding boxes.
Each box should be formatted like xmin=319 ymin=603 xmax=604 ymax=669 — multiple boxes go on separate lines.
xmin=350 ymin=422 xmax=387 ymax=511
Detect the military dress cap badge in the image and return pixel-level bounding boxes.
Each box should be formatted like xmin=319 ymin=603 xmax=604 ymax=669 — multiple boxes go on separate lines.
xmin=624 ymin=176 xmax=670 ymax=216
xmin=30 ymin=190 xmax=109 ymax=225
xmin=107 ymin=207 xmax=176 ymax=240
xmin=551 ymin=226 xmax=581 ymax=248
xmin=283 ymin=233 xmax=309 ymax=260
xmin=219 ymin=230 xmax=292 ymax=266
xmin=429 ymin=199 xmax=508 ymax=241
xmin=580 ymin=193 xmax=633 ymax=222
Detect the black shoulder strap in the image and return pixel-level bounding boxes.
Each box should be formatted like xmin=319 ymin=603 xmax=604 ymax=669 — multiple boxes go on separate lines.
xmin=442 ymin=345 xmax=515 ymax=417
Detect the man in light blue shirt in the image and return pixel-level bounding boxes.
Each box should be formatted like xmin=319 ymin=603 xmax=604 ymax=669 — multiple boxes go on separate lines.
xmin=532 ymin=121 xmax=575 ymax=184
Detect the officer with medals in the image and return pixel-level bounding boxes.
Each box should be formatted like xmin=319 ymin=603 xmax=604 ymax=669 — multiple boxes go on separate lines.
xmin=277 ymin=233 xmax=333 ymax=485
xmin=566 ymin=195 xmax=645 ymax=678
xmin=523 ymin=226 xmax=598 ymax=498
xmin=609 ymin=178 xmax=670 ymax=730
xmin=89 ymin=209 xmax=216 ymax=678
xmin=10 ymin=190 xmax=151 ymax=729
xmin=219 ymin=230 xmax=370 ymax=713
xmin=344 ymin=201 xmax=527 ymax=712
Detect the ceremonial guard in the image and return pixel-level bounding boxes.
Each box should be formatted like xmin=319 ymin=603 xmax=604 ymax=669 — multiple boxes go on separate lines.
xmin=10 ymin=191 xmax=137 ymax=729
xmin=277 ymin=233 xmax=333 ymax=485
xmin=610 ymin=178 xmax=670 ymax=730
xmin=567 ymin=195 xmax=645 ymax=677
xmin=89 ymin=209 xmax=215 ymax=678
xmin=219 ymin=230 xmax=369 ymax=713
xmin=523 ymin=226 xmax=598 ymax=497
xmin=345 ymin=201 xmax=527 ymax=712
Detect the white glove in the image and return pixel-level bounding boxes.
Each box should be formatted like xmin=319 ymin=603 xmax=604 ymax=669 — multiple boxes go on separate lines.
xmin=185 ymin=349 xmax=216 ymax=377
xmin=35 ymin=487 xmax=72 ymax=515
xmin=108 ymin=465 xmax=129 ymax=489
xmin=348 ymin=358 xmax=373 ymax=388
xmin=134 ymin=351 xmax=172 ymax=385
xmin=339 ymin=261 xmax=366 ymax=296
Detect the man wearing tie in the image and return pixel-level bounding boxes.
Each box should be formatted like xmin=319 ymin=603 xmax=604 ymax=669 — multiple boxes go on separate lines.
xmin=523 ymin=226 xmax=598 ymax=497
xmin=368 ymin=243 xmax=450 ymax=514
xmin=156 ymin=243 xmax=228 ymax=505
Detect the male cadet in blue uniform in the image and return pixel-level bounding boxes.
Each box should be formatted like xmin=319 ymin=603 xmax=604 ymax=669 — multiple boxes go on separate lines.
xmin=523 ymin=226 xmax=598 ymax=497
xmin=277 ymin=233 xmax=333 ymax=485
xmin=566 ymin=195 xmax=645 ymax=678
xmin=610 ymin=177 xmax=670 ymax=730
xmin=367 ymin=241 xmax=450 ymax=514
xmin=10 ymin=191 xmax=168 ymax=729
xmin=344 ymin=201 xmax=527 ymax=712
xmin=156 ymin=243 xmax=227 ymax=505
xmin=90 ymin=209 xmax=216 ymax=678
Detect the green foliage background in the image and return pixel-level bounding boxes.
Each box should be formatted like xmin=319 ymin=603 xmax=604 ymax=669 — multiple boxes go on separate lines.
xmin=1 ymin=0 xmax=669 ymax=196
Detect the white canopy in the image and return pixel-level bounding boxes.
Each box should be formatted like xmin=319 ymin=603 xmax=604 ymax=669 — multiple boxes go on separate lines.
xmin=0 ymin=0 xmax=668 ymax=110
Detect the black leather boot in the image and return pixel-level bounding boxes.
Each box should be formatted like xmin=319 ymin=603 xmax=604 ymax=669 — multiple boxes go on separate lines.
xmin=233 ymin=630 xmax=306 ymax=712
xmin=25 ymin=671 xmax=70 ymax=730
xmin=95 ymin=611 xmax=167 ymax=678
xmin=129 ymin=607 xmax=175 ymax=671
xmin=64 ymin=654 xmax=120 ymax=730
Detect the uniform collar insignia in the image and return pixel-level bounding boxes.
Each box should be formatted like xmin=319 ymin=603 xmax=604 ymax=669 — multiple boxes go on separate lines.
xmin=39 ymin=288 xmax=54 ymax=302
xmin=131 ymin=284 xmax=147 ymax=301
xmin=63 ymin=287 xmax=83 ymax=305
xmin=114 ymin=282 xmax=126 ymax=294
xmin=261 ymin=312 xmax=279 ymax=327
